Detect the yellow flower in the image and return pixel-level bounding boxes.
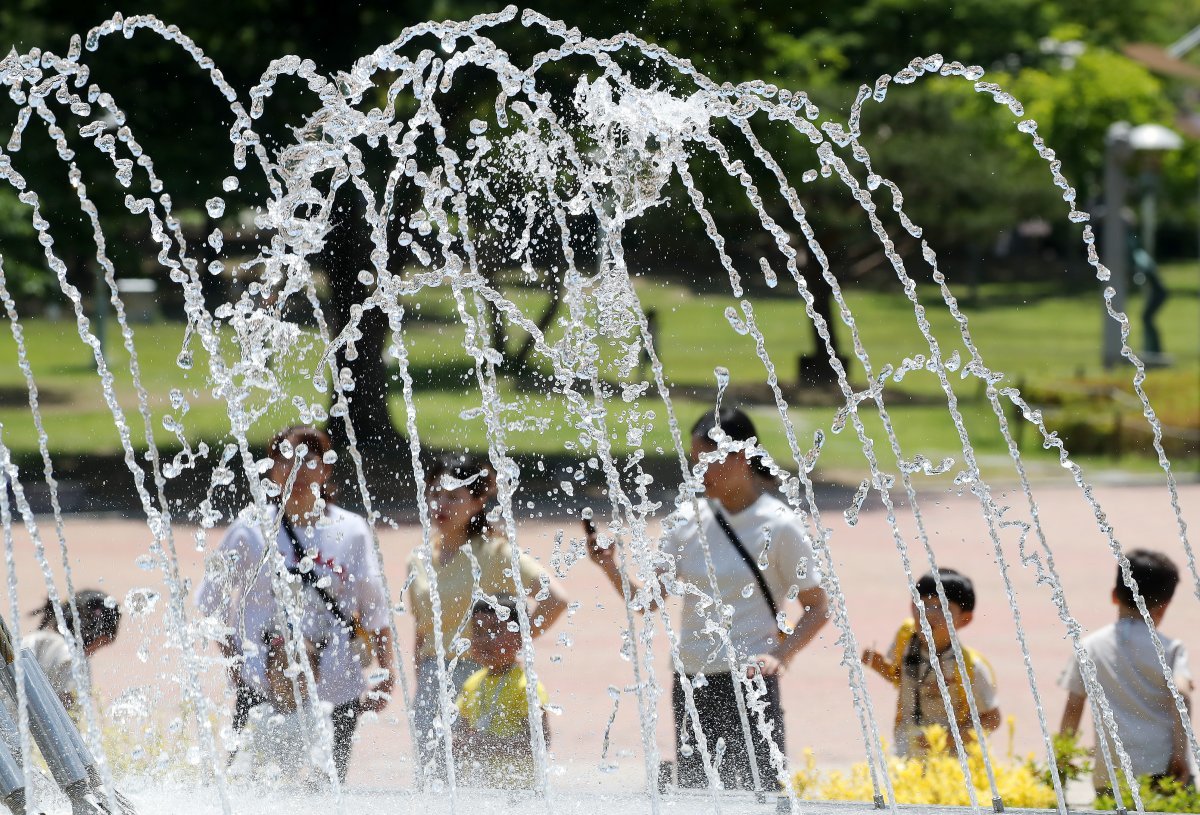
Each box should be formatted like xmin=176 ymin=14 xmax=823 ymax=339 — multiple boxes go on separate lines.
xmin=795 ymin=724 xmax=1056 ymax=809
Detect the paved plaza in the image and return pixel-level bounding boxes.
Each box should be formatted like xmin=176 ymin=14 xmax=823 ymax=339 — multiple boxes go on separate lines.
xmin=2 ymin=479 xmax=1197 ymax=799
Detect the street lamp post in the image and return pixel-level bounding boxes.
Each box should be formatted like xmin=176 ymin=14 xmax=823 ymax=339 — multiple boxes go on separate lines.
xmin=1099 ymin=121 xmax=1183 ymax=369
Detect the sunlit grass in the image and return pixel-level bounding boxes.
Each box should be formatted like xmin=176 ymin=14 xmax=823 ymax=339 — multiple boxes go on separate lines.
xmin=0 ymin=263 xmax=1192 ymax=482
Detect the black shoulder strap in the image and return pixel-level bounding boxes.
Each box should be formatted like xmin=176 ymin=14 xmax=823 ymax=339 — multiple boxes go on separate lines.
xmin=710 ymin=503 xmax=780 ymax=623
xmin=279 ymin=515 xmax=356 ymax=634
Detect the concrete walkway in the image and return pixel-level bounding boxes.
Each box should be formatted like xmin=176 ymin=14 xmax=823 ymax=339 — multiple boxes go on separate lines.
xmin=2 ymin=480 xmax=1196 ymax=801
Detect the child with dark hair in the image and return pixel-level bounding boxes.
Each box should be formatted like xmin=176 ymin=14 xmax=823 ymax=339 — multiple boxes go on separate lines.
xmin=228 ymin=626 xmax=329 ymax=782
xmin=453 ymin=596 xmax=549 ymax=787
xmin=25 ymin=589 xmax=120 ymax=711
xmin=862 ymin=568 xmax=1000 ymax=756
xmin=408 ymin=453 xmax=568 ymax=778
xmin=1059 ymin=549 xmax=1193 ymax=793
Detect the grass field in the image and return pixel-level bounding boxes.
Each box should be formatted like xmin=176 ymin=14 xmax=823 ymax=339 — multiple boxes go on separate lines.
xmin=0 ymin=262 xmax=1194 ymax=483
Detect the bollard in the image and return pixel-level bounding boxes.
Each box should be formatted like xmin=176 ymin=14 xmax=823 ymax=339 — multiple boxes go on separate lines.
xmin=0 ymin=705 xmax=27 ymax=814
xmin=1 ymin=659 xmax=88 ymax=791
xmin=0 ymin=617 xmax=135 ymax=815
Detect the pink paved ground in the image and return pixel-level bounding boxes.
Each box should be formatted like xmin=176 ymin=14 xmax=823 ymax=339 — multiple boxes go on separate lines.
xmin=3 ymin=480 xmax=1198 ymax=794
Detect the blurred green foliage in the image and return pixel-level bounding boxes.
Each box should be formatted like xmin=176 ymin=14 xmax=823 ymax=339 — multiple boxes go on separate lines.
xmin=0 ymin=0 xmax=1195 ymax=450
xmin=0 ymin=0 xmax=1194 ymax=286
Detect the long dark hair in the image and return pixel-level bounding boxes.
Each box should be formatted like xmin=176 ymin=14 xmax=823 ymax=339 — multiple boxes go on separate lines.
xmin=268 ymin=425 xmax=337 ymax=504
xmin=35 ymin=590 xmax=120 ymax=648
xmin=690 ymin=407 xmax=778 ymax=482
xmin=425 ymin=452 xmax=495 ymax=538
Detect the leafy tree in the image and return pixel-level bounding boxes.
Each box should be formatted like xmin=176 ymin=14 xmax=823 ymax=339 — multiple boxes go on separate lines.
xmin=0 ymin=0 xmax=1194 ymax=449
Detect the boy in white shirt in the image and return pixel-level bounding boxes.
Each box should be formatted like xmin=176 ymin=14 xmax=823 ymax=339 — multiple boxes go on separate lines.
xmin=1059 ymin=548 xmax=1193 ymax=794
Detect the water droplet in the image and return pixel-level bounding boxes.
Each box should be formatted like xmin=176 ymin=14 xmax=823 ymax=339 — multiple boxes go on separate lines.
xmin=758 ymin=257 xmax=777 ymax=288
xmin=205 ymin=197 xmax=225 ymax=218
xmin=125 ymin=587 xmax=160 ymax=616
xmin=222 ymin=176 xmax=239 ymax=192
xmin=469 ymin=118 xmax=488 ymax=135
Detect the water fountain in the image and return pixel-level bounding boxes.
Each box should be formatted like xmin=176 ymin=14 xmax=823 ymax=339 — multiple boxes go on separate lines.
xmin=0 ymin=7 xmax=1193 ymax=814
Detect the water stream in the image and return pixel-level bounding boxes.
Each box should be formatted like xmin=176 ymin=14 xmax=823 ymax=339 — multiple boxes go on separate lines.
xmin=0 ymin=7 xmax=1190 ymax=814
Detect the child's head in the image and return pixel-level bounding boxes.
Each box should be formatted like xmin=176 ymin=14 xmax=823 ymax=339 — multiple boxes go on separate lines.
xmin=470 ymin=596 xmax=523 ymax=672
xmin=911 ymin=569 xmax=976 ymax=651
xmin=261 ymin=628 xmax=319 ymax=713
xmin=1114 ymin=549 xmax=1178 ymax=616
xmin=35 ymin=589 xmax=121 ymax=656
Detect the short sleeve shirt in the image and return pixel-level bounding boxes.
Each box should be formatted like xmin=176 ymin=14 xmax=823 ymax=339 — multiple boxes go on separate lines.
xmin=1060 ymin=619 xmax=1192 ymax=786
xmin=22 ymin=630 xmax=77 ymax=706
xmin=456 ymin=664 xmax=548 ymax=786
xmin=664 ymin=493 xmax=822 ymax=676
xmin=457 ymin=665 xmax=548 ymax=738
xmin=407 ymin=535 xmax=548 ymax=663
xmin=195 ymin=504 xmax=390 ymax=707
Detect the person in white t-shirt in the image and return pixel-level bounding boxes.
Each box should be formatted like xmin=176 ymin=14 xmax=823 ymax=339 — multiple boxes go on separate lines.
xmin=196 ymin=425 xmax=395 ymax=782
xmin=588 ymin=407 xmax=829 ymax=791
xmin=1059 ymin=548 xmax=1194 ymax=794
xmin=24 ymin=590 xmax=120 ymax=712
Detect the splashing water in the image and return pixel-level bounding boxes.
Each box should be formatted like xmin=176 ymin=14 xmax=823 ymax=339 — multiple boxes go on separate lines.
xmin=0 ymin=7 xmax=1193 ymax=815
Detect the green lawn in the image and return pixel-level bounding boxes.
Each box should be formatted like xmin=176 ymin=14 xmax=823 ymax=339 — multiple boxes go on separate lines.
xmin=0 ymin=262 xmax=1194 ymax=483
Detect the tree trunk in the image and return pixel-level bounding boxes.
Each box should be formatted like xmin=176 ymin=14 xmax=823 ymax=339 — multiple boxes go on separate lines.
xmin=798 ymin=267 xmax=845 ymax=386
xmin=320 ymin=193 xmax=406 ymax=455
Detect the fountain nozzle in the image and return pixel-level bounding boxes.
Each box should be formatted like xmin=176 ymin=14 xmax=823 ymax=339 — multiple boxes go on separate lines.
xmin=0 ymin=616 xmax=136 ymax=815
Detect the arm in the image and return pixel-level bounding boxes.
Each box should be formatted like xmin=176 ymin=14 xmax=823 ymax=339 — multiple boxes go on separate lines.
xmin=196 ymin=529 xmax=257 ymax=687
xmin=361 ymin=627 xmax=395 ymax=712
xmin=979 ymin=707 xmax=1002 ymax=732
xmin=529 ymin=574 xmax=568 ymax=638
xmin=1168 ymin=680 xmax=1193 ymax=781
xmin=750 ymin=585 xmax=829 ymax=677
xmin=585 ymin=527 xmax=663 ymax=613
xmin=1059 ymin=692 xmax=1087 ymax=737
xmin=861 ymin=647 xmax=898 ymax=683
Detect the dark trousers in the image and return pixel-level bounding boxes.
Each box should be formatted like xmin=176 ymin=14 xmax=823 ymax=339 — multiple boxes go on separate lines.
xmin=232 ymin=680 xmax=362 ymax=782
xmin=329 ymin=699 xmax=363 ymax=782
xmin=672 ymin=672 xmax=785 ymax=791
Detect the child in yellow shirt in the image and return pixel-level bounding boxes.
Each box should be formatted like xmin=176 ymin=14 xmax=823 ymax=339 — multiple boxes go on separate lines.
xmin=454 ymin=597 xmax=550 ymax=786
xmin=862 ymin=569 xmax=1000 ymax=757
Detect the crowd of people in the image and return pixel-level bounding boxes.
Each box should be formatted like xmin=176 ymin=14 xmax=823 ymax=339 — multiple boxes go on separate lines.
xmin=26 ymin=408 xmax=1189 ymax=797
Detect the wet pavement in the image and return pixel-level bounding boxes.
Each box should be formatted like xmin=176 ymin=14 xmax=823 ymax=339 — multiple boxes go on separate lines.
xmin=3 ymin=480 xmax=1197 ymax=804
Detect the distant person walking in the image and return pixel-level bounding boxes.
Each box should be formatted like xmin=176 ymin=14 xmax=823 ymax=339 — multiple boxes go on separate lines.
xmin=408 ymin=453 xmax=567 ymax=778
xmin=25 ymin=590 xmax=120 ymax=712
xmin=197 ymin=425 xmax=395 ymax=781
xmin=588 ymin=407 xmax=829 ymax=791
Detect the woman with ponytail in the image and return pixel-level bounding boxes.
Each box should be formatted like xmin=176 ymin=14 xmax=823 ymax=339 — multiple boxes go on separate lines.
xmin=407 ymin=452 xmax=568 ymax=776
xmin=588 ymin=407 xmax=829 ymax=791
